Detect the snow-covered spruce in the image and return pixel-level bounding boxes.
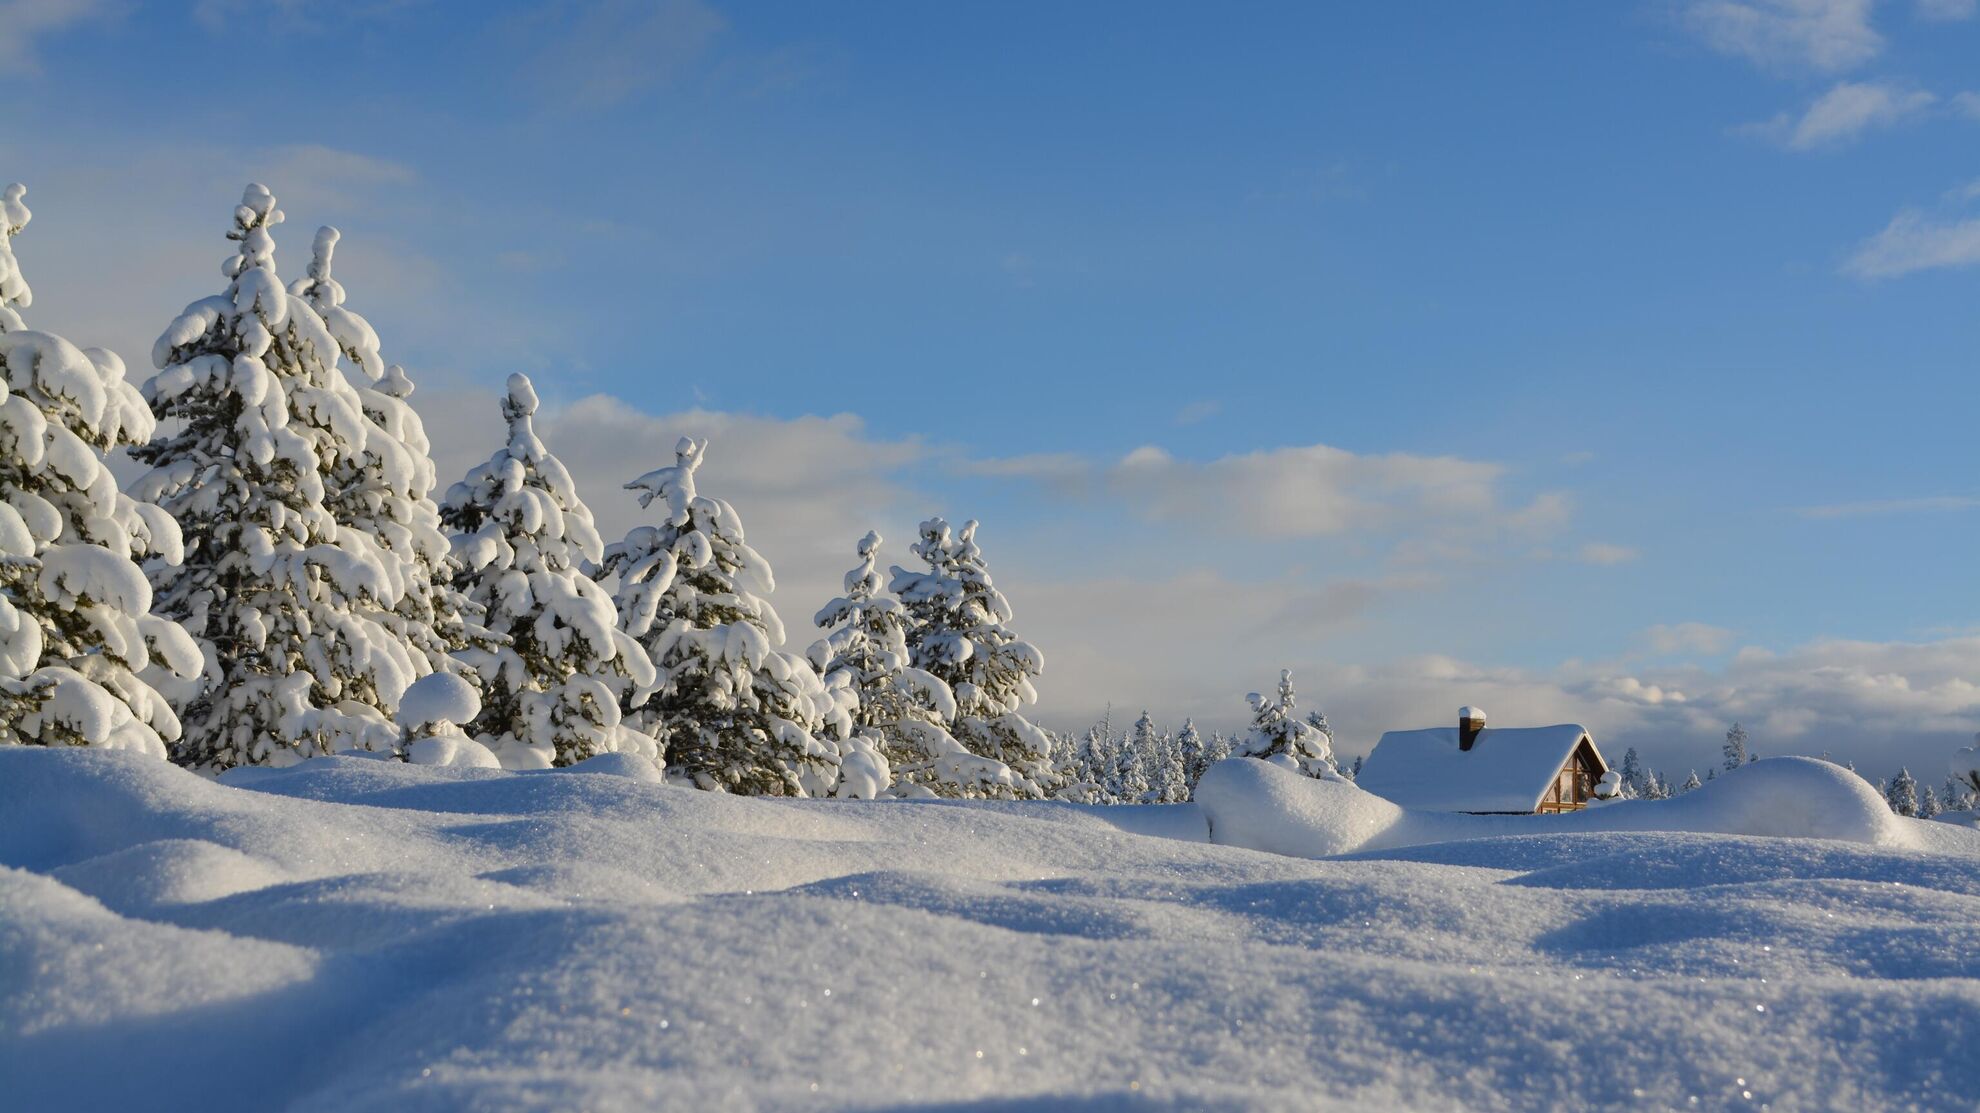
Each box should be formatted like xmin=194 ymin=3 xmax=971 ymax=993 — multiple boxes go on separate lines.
xmin=133 ymin=184 xmax=417 ymax=771
xmin=1231 ymin=669 xmax=1342 ymax=779
xmin=889 ymin=517 xmax=1055 ymax=798
xmin=441 ymin=373 xmax=656 ymax=769
xmin=0 ymin=183 xmax=201 ymax=756
xmin=290 ymin=227 xmax=485 ymax=687
xmin=596 ymin=435 xmax=848 ymax=796
xmin=811 ymin=530 xmax=1018 ymax=799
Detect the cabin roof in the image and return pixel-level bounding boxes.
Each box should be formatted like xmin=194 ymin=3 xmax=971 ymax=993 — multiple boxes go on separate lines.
xmin=1355 ymin=724 xmax=1599 ymax=813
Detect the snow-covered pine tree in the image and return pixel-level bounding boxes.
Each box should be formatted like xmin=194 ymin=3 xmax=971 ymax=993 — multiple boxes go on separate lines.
xmin=1176 ymin=717 xmax=1206 ymax=792
xmin=1232 ymin=670 xmax=1341 ymax=778
xmin=442 ymin=373 xmax=657 ymax=768
xmin=1066 ymin=719 xmax=1118 ymax=803
xmin=1944 ymin=773 xmax=1976 ymax=814
xmin=1679 ymin=769 xmax=1702 ymax=793
xmin=1952 ymin=734 xmax=1980 ymax=799
xmin=0 ymin=183 xmax=202 ymax=756
xmin=1118 ymin=710 xmax=1159 ymax=803
xmin=811 ymin=530 xmax=1015 ymax=798
xmin=1615 ymin=747 xmax=1646 ymax=798
xmin=889 ymin=517 xmax=1053 ymax=798
xmin=1885 ymin=767 xmax=1918 ymax=817
xmin=1722 ymin=721 xmax=1749 ymax=771
xmin=597 ymin=434 xmax=843 ymax=795
xmin=1918 ymin=784 xmax=1942 ymax=820
xmin=1348 ymin=753 xmax=1365 ymax=781
xmin=290 ymin=226 xmax=482 ymax=688
xmin=1642 ymin=769 xmax=1672 ymax=800
xmin=134 ymin=184 xmax=417 ymax=770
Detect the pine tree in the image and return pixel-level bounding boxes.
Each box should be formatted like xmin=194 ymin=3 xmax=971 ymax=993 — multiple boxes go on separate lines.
xmin=1943 ymin=774 xmax=1975 ymax=814
xmin=889 ymin=517 xmax=1053 ymax=797
xmin=1952 ymin=735 xmax=1980 ymax=800
xmin=1679 ymin=769 xmax=1702 ymax=793
xmin=442 ymin=373 xmax=656 ymax=768
xmin=1722 ymin=721 xmax=1749 ymax=771
xmin=1918 ymin=784 xmax=1942 ymax=820
xmin=1643 ymin=769 xmax=1672 ymax=800
xmin=0 ymin=183 xmax=203 ymax=756
xmin=1232 ymin=669 xmax=1341 ymax=778
xmin=289 ymin=226 xmax=482 ymax=688
xmin=598 ymin=435 xmax=842 ymax=795
xmin=1176 ymin=718 xmax=1205 ymax=791
xmin=811 ymin=530 xmax=1014 ymax=798
xmin=1617 ymin=746 xmax=1646 ymax=798
xmin=134 ymin=184 xmax=416 ymax=770
xmin=1117 ymin=710 xmax=1159 ymax=803
xmin=1885 ymin=767 xmax=1918 ymax=817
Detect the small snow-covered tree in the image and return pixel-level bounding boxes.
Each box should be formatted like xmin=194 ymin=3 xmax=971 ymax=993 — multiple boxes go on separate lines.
xmin=290 ymin=227 xmax=482 ymax=684
xmin=811 ymin=530 xmax=1014 ymax=798
xmin=1617 ymin=747 xmax=1646 ymax=798
xmin=0 ymin=183 xmax=202 ymax=756
xmin=1918 ymin=784 xmax=1942 ymax=820
xmin=1943 ymin=773 xmax=1976 ymax=814
xmin=442 ymin=374 xmax=656 ymax=768
xmin=1886 ymin=767 xmax=1919 ymax=817
xmin=1117 ymin=710 xmax=1159 ymax=802
xmin=1176 ymin=717 xmax=1206 ymax=792
xmin=890 ymin=517 xmax=1053 ymax=797
xmin=1679 ymin=769 xmax=1702 ymax=794
xmin=1723 ymin=722 xmax=1749 ymax=771
xmin=134 ymin=184 xmax=414 ymax=770
xmin=598 ymin=435 xmax=842 ymax=795
xmin=1951 ymin=734 xmax=1980 ymax=799
xmin=1642 ymin=769 xmax=1672 ymax=800
xmin=1233 ymin=670 xmax=1341 ymax=779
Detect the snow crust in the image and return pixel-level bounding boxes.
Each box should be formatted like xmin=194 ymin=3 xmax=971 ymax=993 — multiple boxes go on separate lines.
xmin=6 ymin=747 xmax=1980 ymax=1112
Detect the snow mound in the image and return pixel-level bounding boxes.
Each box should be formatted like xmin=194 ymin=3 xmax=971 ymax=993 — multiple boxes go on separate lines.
xmin=1199 ymin=756 xmax=1937 ymax=858
xmin=405 ymin=734 xmax=502 ymax=769
xmin=396 ymin=672 xmax=480 ymax=733
xmin=8 ymin=748 xmax=1980 ymax=1112
xmin=554 ymin=751 xmax=667 ymax=783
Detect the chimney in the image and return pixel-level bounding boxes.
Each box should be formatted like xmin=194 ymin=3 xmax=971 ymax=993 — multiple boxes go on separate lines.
xmin=1458 ymin=706 xmax=1487 ymax=752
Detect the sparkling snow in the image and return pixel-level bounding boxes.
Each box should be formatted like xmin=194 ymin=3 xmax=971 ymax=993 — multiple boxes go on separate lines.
xmin=4 ymin=748 xmax=1979 ymax=1111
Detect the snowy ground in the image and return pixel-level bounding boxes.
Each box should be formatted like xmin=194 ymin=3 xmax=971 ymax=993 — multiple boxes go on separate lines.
xmin=5 ymin=750 xmax=1979 ymax=1112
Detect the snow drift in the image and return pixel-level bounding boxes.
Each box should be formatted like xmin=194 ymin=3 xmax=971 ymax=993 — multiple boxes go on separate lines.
xmin=5 ymin=748 xmax=1980 ymax=1112
xmin=1196 ymin=755 xmax=1963 ymax=859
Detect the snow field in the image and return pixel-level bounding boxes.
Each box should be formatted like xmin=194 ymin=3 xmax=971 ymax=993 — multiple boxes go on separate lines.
xmin=5 ymin=748 xmax=1980 ymax=1111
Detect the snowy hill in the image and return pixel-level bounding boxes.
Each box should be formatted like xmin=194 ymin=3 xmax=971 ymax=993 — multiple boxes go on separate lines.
xmin=5 ymin=749 xmax=1979 ymax=1111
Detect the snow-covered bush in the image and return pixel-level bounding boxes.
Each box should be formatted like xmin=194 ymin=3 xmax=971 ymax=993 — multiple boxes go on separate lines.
xmin=812 ymin=530 xmax=1015 ymax=799
xmin=596 ymin=435 xmax=842 ymax=795
xmin=133 ymin=185 xmax=419 ymax=771
xmin=398 ymin=671 xmax=499 ymax=769
xmin=1232 ymin=669 xmax=1342 ymax=780
xmin=441 ymin=374 xmax=656 ymax=768
xmin=290 ymin=227 xmax=485 ymax=685
xmin=0 ymin=184 xmax=203 ymax=757
xmin=889 ymin=517 xmax=1054 ymax=798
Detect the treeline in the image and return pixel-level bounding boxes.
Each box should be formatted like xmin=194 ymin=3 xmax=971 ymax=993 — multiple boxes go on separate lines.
xmin=0 ymin=181 xmax=1353 ymax=802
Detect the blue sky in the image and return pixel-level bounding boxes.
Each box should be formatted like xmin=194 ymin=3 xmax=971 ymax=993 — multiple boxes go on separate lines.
xmin=3 ymin=0 xmax=1976 ymax=778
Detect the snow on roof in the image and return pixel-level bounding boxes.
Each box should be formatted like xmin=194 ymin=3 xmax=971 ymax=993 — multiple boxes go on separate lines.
xmin=1355 ymin=724 xmax=1596 ymax=813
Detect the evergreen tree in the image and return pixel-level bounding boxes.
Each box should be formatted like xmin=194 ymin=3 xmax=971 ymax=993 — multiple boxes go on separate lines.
xmin=810 ymin=530 xmax=1014 ymax=798
xmin=1918 ymin=784 xmax=1942 ymax=820
xmin=1348 ymin=753 xmax=1365 ymax=781
xmin=1723 ymin=721 xmax=1749 ymax=771
xmin=598 ymin=435 xmax=844 ymax=795
xmin=0 ymin=183 xmax=202 ymax=756
xmin=1885 ymin=767 xmax=1919 ymax=817
xmin=290 ymin=226 xmax=482 ymax=687
xmin=1643 ymin=769 xmax=1672 ymax=800
xmin=1943 ymin=774 xmax=1976 ymax=814
xmin=442 ymin=373 xmax=656 ymax=768
xmin=1618 ymin=746 xmax=1647 ymax=798
xmin=1679 ymin=769 xmax=1702 ymax=794
xmin=1952 ymin=734 xmax=1980 ymax=800
xmin=1232 ymin=669 xmax=1341 ymax=779
xmin=1176 ymin=717 xmax=1206 ymax=792
xmin=890 ymin=517 xmax=1053 ymax=797
xmin=134 ymin=184 xmax=414 ymax=770
xmin=1117 ymin=710 xmax=1158 ymax=802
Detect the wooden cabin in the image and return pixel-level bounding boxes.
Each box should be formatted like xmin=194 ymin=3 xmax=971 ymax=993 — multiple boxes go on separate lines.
xmin=1353 ymin=707 xmax=1609 ymax=815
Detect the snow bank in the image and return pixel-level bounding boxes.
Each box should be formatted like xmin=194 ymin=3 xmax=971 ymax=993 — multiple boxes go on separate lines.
xmin=5 ymin=748 xmax=1980 ymax=1112
xmin=1198 ymin=755 xmax=1952 ymax=858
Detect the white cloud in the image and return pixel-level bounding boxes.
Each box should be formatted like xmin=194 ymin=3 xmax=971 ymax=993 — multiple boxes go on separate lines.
xmin=1916 ymin=0 xmax=1977 ymax=20
xmin=1743 ymin=81 xmax=1936 ymax=149
xmin=1174 ymin=399 xmax=1222 ymax=426
xmin=1643 ymin=622 xmax=1738 ymax=655
xmin=1845 ymin=208 xmax=1980 ymax=277
xmin=0 ymin=0 xmax=113 ymax=73
xmin=515 ymin=0 xmax=724 ymax=109
xmin=1575 ymin=542 xmax=1639 ymax=566
xmin=1953 ymin=91 xmax=1980 ymax=118
xmin=1682 ymin=0 xmax=1883 ymax=72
